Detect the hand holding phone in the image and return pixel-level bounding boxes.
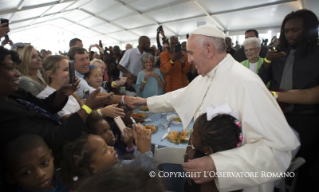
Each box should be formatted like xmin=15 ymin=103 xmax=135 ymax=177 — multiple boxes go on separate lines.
xmin=1 ymin=18 xmax=9 ymax=40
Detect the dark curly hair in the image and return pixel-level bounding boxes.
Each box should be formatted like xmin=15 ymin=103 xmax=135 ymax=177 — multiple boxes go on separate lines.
xmin=196 ymin=113 xmax=241 ymax=153
xmin=279 ymin=9 xmax=319 ymax=57
xmin=77 ymin=166 xmax=165 ymax=192
xmin=0 ymin=46 xmax=21 ymax=65
xmin=58 ymin=133 xmax=95 ymax=190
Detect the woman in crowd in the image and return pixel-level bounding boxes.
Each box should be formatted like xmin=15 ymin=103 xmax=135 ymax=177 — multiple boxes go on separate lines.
xmin=136 ymin=53 xmax=164 ymax=98
xmin=18 ymin=45 xmax=46 ymax=96
xmin=240 ymin=37 xmax=264 ymax=74
xmin=91 ymin=58 xmax=107 ymax=81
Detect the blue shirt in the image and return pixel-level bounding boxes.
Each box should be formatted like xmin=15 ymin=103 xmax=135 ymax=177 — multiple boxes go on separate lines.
xmin=136 ymin=68 xmax=165 ymax=98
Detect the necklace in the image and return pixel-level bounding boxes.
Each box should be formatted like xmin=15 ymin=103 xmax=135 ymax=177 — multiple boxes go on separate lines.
xmin=194 ymin=55 xmax=227 ymax=118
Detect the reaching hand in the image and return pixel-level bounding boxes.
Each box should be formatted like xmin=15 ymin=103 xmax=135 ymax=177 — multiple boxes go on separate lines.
xmin=122 ymin=127 xmax=134 ymax=148
xmin=100 ymin=103 xmax=125 ymax=118
xmin=86 ymin=89 xmax=114 ymax=110
xmin=0 ymin=23 xmax=9 ymax=39
xmin=133 ymin=123 xmax=151 ymax=153
xmin=116 ymin=77 xmax=127 ymax=87
xmin=125 ymin=96 xmax=146 ymax=109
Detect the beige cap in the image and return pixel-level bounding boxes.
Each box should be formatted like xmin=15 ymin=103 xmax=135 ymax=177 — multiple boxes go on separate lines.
xmin=191 ymin=24 xmax=225 ymax=39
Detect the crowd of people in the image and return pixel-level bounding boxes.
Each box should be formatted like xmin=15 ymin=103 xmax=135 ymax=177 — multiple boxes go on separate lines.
xmin=0 ymin=8 xmax=318 ymax=192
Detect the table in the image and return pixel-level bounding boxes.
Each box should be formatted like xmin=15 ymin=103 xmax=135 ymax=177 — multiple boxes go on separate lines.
xmin=133 ymin=107 xmax=193 ymax=148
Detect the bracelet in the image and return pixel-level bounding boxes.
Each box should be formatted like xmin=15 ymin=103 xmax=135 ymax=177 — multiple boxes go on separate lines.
xmin=271 ymin=91 xmax=278 ymax=100
xmin=111 ymin=81 xmax=115 ymax=88
xmin=143 ymin=80 xmax=147 ymax=84
xmin=97 ymin=109 xmax=103 ymax=117
xmin=82 ymin=105 xmax=92 ymax=114
xmin=126 ymin=145 xmax=136 ymax=152
xmin=122 ymin=95 xmax=127 ymax=104
xmin=264 ymin=58 xmax=271 ymax=63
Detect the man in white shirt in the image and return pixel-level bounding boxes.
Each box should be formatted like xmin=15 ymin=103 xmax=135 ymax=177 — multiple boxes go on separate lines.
xmin=130 ymin=25 xmax=299 ymax=191
xmin=118 ymin=36 xmax=150 ymax=83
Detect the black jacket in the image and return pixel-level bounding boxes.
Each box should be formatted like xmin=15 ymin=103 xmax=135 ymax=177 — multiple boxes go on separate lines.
xmin=0 ymin=88 xmax=90 ymax=154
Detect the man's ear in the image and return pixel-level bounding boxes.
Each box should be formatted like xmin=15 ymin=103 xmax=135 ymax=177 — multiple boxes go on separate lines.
xmin=205 ymin=43 xmax=215 ymax=59
xmin=6 ymin=173 xmax=15 ymax=184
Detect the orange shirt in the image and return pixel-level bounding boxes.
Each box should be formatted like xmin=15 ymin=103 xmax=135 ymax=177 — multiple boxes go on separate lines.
xmin=160 ymin=51 xmax=190 ymax=93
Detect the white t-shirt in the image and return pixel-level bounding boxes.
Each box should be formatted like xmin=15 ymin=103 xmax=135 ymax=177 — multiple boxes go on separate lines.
xmin=37 ymin=86 xmax=81 ymax=119
xmin=249 ymin=62 xmax=258 ymax=72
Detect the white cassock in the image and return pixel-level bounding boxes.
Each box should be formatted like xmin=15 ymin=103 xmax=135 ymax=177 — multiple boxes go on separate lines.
xmin=147 ymin=54 xmax=300 ymax=192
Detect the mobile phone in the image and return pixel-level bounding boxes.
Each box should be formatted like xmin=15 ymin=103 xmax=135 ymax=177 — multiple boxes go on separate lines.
xmin=68 ymin=60 xmax=75 ymax=85
xmin=186 ymin=34 xmax=189 ymax=39
xmin=130 ymin=117 xmax=137 ymax=127
xmin=114 ymin=116 xmax=126 ymax=136
xmin=175 ymin=43 xmax=181 ymax=53
xmin=83 ymin=88 xmax=90 ymax=99
xmin=1 ymin=18 xmax=9 ymax=40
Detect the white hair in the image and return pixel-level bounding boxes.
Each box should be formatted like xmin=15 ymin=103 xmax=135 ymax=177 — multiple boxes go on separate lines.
xmin=242 ymin=37 xmax=261 ymax=48
xmin=193 ymin=35 xmax=226 ymax=54
xmin=90 ymin=59 xmax=104 ymax=66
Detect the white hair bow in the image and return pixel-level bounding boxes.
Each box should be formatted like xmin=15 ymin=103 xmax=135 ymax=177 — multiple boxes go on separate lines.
xmin=206 ymin=102 xmax=239 ymax=121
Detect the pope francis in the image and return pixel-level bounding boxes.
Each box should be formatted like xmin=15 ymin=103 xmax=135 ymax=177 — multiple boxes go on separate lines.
xmin=130 ymin=25 xmax=300 ymax=192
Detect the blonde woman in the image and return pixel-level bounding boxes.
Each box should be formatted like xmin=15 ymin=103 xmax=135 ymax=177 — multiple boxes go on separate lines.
xmin=18 ymin=45 xmax=46 ymax=96
xmin=37 ymin=55 xmax=125 ymax=121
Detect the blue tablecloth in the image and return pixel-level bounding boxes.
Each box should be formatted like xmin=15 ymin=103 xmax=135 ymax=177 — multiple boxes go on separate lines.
xmin=134 ymin=107 xmax=193 ymax=148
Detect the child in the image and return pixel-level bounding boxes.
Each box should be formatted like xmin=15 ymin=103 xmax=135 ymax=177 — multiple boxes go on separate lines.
xmin=77 ymin=166 xmax=165 ymax=192
xmin=184 ymin=113 xmax=243 ymax=192
xmin=122 ymin=73 xmax=136 ymax=96
xmin=84 ymin=65 xmax=107 ymax=92
xmin=58 ymin=124 xmax=155 ymax=191
xmin=3 ymin=134 xmax=68 ymax=192
xmin=85 ymin=65 xmax=127 ymax=93
xmin=86 ymin=114 xmax=135 ymax=160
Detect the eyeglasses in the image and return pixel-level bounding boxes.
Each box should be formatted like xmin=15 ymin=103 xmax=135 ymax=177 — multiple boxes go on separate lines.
xmin=244 ymin=48 xmax=258 ymax=52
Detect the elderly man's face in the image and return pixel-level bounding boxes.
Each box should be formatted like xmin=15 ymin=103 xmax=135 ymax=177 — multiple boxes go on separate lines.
xmin=187 ymin=35 xmax=211 ymax=77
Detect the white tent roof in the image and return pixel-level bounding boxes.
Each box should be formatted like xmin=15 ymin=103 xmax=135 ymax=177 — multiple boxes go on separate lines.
xmin=1 ymin=0 xmax=318 ymax=52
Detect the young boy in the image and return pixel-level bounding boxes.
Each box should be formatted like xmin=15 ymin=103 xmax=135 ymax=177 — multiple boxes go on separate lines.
xmin=3 ymin=134 xmax=68 ymax=192
xmin=86 ymin=115 xmax=135 ymax=160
